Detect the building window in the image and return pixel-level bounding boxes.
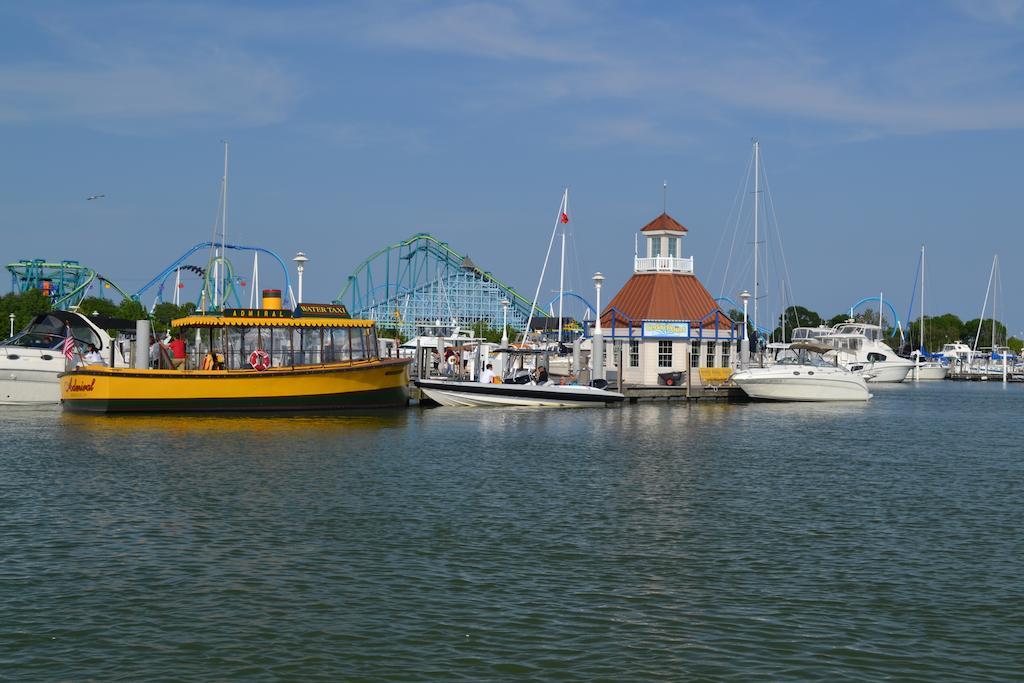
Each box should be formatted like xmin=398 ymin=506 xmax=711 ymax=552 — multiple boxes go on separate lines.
xmin=629 ymin=339 xmax=639 ymax=367
xmin=668 ymin=237 xmax=677 ymax=257
xmin=721 ymin=341 xmax=730 ymax=368
xmin=706 ymin=341 xmax=716 ymax=368
xmin=651 ymin=238 xmax=662 ymax=257
xmin=690 ymin=342 xmax=700 ymax=369
xmin=658 ymin=340 xmax=672 ymax=367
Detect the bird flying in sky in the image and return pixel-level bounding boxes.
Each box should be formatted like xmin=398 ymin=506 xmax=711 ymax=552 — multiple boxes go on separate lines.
xmin=86 ymin=194 xmax=105 ymax=201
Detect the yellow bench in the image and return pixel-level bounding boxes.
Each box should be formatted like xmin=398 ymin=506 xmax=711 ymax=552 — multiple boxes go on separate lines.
xmin=698 ymin=368 xmax=733 ymax=387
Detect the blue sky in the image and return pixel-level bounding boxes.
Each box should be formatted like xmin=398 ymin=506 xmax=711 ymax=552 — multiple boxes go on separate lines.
xmin=2 ymin=1 xmax=1023 ymax=336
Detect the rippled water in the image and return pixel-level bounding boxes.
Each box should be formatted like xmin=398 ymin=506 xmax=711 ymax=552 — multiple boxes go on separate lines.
xmin=2 ymin=382 xmax=1022 ymax=680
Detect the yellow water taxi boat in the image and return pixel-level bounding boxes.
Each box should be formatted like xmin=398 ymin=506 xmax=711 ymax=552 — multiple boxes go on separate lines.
xmin=60 ymin=300 xmax=410 ymax=413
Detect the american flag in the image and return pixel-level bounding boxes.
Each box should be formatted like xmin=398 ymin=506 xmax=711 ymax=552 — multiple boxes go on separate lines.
xmin=63 ymin=330 xmax=75 ymax=361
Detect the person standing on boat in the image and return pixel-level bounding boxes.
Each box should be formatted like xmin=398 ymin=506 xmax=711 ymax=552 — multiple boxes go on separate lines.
xmin=479 ymin=363 xmax=496 ymax=384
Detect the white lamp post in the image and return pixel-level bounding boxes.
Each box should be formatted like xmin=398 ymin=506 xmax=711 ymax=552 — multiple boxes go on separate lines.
xmin=500 ymin=299 xmax=510 ymax=345
xmin=739 ymin=289 xmax=751 ymax=370
xmin=8 ymin=313 xmax=14 ymax=337
xmin=593 ymin=272 xmax=605 ymax=383
xmin=293 ymin=252 xmax=309 ymax=304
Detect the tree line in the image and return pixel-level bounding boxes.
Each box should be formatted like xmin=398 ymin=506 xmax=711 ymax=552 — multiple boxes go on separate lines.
xmin=1 ymin=290 xmax=197 ymax=338
xmin=762 ymin=306 xmax=1022 ymax=353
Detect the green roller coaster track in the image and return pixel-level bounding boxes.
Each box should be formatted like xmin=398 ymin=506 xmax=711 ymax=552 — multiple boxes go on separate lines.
xmin=335 ymin=233 xmax=545 ymax=337
xmin=6 ymin=259 xmax=134 ymax=310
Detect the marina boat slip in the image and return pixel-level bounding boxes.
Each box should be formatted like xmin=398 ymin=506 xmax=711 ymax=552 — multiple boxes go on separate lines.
xmin=816 ymin=322 xmax=913 ymax=383
xmin=60 ymin=300 xmax=410 ymax=413
xmin=731 ymin=340 xmax=871 ymax=402
xmin=415 ymin=377 xmax=625 ymax=407
xmin=2 ymin=311 xmax=136 ymax=405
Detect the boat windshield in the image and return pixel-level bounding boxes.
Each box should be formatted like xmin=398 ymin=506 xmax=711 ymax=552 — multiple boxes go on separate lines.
xmin=4 ymin=314 xmax=101 ymax=350
xmin=774 ymin=348 xmax=834 ymax=367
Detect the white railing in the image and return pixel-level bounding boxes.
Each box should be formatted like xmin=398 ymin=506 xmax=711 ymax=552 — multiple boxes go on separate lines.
xmin=634 ymin=255 xmax=693 ymax=274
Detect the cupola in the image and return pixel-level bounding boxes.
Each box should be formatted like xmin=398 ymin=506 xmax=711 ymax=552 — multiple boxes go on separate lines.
xmin=635 ymin=213 xmax=693 ymax=274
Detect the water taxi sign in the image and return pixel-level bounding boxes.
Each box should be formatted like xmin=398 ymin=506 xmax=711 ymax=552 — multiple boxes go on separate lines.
xmin=293 ymin=303 xmax=350 ymax=318
xmin=642 ymin=321 xmax=690 ymax=338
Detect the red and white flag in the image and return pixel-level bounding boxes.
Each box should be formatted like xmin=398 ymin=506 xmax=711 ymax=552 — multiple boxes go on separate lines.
xmin=63 ymin=329 xmax=75 ymax=361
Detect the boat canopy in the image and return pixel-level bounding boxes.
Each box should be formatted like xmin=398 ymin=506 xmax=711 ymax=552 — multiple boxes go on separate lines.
xmin=789 ymin=339 xmax=834 ymax=355
xmin=172 ymin=315 xmax=373 ymax=329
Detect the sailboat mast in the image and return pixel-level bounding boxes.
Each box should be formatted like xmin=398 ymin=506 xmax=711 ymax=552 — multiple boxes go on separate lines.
xmin=558 ymin=190 xmax=567 ymax=345
xmin=753 ymin=139 xmax=760 ymax=335
xmin=920 ymin=244 xmax=925 ymax=351
xmin=992 ymin=255 xmax=998 ymax=348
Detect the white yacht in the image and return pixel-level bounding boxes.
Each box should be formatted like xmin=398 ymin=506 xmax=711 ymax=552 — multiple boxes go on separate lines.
xmin=940 ymin=342 xmax=974 ymax=371
xmin=817 ymin=322 xmax=913 ymax=383
xmin=731 ymin=341 xmax=871 ymax=402
xmin=0 ymin=311 xmax=134 ymax=405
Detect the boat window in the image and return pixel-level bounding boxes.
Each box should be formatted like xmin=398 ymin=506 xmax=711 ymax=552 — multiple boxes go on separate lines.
xmin=352 ymin=327 xmax=368 ymax=361
xmin=369 ymin=327 xmax=380 ymax=360
xmin=300 ymin=328 xmax=322 ymax=365
xmin=271 ymin=327 xmax=293 ymax=366
xmin=230 ymin=327 xmax=242 ymax=369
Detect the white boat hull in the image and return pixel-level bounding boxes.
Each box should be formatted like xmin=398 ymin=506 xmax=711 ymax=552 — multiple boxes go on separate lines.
xmin=0 ymin=357 xmax=64 ymax=405
xmin=910 ymin=364 xmax=948 ymax=380
xmin=415 ymin=379 xmax=624 ymax=408
xmin=851 ymin=361 xmax=913 ymax=383
xmin=732 ymin=369 xmax=871 ymax=401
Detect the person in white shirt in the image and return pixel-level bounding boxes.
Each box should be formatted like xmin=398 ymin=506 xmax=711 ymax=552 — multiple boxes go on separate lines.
xmin=478 ymin=362 xmax=496 ymax=384
xmin=82 ymin=343 xmax=106 ymax=366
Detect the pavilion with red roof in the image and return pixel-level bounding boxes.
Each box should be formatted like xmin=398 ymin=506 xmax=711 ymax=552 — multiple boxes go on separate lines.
xmin=597 ymin=212 xmax=742 ymax=387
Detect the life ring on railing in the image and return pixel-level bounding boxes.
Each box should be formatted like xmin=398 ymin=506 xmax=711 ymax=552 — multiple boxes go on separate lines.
xmin=249 ymin=349 xmax=270 ymax=371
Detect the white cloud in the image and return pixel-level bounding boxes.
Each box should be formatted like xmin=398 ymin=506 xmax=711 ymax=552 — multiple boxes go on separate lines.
xmin=0 ymin=51 xmax=297 ymax=127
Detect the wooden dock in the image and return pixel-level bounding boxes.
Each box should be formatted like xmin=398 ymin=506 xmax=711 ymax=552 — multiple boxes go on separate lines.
xmin=620 ymin=384 xmax=745 ymax=402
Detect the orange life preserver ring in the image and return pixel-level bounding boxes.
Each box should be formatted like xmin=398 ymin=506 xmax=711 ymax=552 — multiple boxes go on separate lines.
xmin=249 ymin=348 xmax=270 ymax=371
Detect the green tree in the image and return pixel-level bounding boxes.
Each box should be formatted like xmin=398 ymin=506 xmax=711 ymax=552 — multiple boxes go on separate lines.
xmin=826 ymin=313 xmax=850 ymax=327
xmin=151 ymin=302 xmax=199 ymax=333
xmin=1008 ymin=337 xmax=1023 ymax=354
xmin=77 ymin=296 xmax=120 ymax=318
xmin=961 ymin=318 xmax=1008 ymax=349
xmin=0 ymin=289 xmax=53 ymax=337
xmin=907 ymin=313 xmax=964 ymax=350
xmin=116 ymin=299 xmax=147 ymax=322
xmin=772 ymin=306 xmax=823 ymax=342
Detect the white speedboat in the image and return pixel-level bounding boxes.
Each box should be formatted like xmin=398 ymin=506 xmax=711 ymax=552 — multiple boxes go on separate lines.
xmin=817 ymin=322 xmax=913 ymax=383
xmin=909 ymin=351 xmax=948 ymax=380
xmin=1 ymin=311 xmax=134 ymax=405
xmin=731 ymin=341 xmax=871 ymax=402
xmin=415 ymin=377 xmax=625 ymax=407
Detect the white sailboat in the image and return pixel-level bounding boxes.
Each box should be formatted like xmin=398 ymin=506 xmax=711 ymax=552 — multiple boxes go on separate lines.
xmin=911 ymin=244 xmax=948 ymax=380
